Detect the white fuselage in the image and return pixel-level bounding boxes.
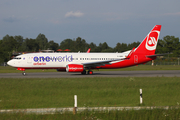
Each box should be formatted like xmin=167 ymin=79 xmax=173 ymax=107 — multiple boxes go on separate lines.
xmin=7 ymin=51 xmax=130 ymax=69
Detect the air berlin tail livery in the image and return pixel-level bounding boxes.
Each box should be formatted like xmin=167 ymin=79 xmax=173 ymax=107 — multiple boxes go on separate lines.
xmin=7 ymin=25 xmax=162 ymax=75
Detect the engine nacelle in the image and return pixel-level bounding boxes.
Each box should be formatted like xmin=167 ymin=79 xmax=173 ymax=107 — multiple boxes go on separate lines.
xmin=66 ymin=64 xmax=84 ymax=72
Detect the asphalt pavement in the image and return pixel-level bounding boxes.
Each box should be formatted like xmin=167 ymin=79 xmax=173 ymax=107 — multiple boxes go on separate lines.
xmin=0 ymin=70 xmax=180 ymax=78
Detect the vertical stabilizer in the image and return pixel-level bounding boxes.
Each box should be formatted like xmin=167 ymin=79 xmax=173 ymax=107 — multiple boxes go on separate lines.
xmin=135 ymin=25 xmax=161 ymax=55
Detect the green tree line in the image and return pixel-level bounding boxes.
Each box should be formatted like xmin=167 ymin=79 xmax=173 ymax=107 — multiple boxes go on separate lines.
xmin=0 ymin=33 xmax=179 ymax=63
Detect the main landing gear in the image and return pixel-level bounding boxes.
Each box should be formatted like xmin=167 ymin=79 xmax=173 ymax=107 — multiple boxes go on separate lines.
xmin=88 ymin=70 xmax=93 ymax=75
xmin=81 ymin=70 xmax=93 ymax=75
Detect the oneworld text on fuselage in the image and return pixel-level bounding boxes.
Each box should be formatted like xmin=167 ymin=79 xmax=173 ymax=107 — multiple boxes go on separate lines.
xmin=33 ymin=55 xmax=73 ymax=62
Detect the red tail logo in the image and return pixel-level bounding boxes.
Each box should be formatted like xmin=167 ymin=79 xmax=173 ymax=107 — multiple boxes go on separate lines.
xmin=145 ymin=31 xmax=159 ymax=50
xmin=147 ymin=37 xmax=156 ymax=46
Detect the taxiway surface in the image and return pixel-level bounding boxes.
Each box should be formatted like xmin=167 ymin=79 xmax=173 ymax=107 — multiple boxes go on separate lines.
xmin=0 ymin=70 xmax=180 ymax=78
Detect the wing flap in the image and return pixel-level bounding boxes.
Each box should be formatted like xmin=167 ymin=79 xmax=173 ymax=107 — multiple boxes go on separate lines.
xmin=82 ymin=58 xmax=124 ymax=68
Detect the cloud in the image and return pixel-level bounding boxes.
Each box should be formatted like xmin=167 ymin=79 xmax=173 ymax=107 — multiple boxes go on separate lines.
xmin=3 ymin=16 xmax=19 ymax=23
xmin=164 ymin=12 xmax=180 ymax=16
xmin=65 ymin=11 xmax=84 ymax=18
xmin=49 ymin=19 xmax=61 ymax=25
xmin=103 ymin=12 xmax=131 ymax=21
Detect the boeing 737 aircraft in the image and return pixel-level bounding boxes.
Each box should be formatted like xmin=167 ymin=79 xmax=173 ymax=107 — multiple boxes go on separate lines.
xmin=7 ymin=25 xmax=162 ymax=75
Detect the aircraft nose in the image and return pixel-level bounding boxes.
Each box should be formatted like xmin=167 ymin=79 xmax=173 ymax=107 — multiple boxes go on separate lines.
xmin=7 ymin=60 xmax=13 ymax=66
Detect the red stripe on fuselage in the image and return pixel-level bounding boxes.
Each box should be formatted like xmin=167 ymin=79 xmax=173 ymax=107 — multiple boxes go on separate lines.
xmin=99 ymin=55 xmax=155 ymax=69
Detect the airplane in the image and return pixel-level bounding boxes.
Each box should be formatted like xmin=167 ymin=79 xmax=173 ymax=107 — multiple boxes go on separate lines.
xmin=7 ymin=25 xmax=161 ymax=75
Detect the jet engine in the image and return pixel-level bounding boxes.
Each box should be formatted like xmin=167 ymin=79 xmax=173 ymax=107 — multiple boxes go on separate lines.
xmin=66 ymin=64 xmax=84 ymax=72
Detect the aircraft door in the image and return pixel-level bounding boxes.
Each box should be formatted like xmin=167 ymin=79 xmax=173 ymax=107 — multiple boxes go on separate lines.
xmin=27 ymin=56 xmax=32 ymax=64
xmin=134 ymin=55 xmax=138 ymax=64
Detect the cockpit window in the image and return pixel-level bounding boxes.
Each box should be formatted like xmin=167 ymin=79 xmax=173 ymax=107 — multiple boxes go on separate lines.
xmin=13 ymin=57 xmax=21 ymax=60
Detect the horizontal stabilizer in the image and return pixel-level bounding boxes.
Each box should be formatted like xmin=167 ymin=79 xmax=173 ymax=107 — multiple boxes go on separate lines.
xmin=146 ymin=53 xmax=168 ymax=58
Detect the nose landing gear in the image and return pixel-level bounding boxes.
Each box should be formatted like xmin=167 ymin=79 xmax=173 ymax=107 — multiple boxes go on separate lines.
xmin=17 ymin=68 xmax=26 ymax=76
xmin=22 ymin=71 xmax=26 ymax=76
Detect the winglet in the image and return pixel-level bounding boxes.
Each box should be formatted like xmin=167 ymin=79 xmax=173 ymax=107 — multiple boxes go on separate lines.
xmin=87 ymin=48 xmax=91 ymax=53
xmin=126 ymin=47 xmax=135 ymax=59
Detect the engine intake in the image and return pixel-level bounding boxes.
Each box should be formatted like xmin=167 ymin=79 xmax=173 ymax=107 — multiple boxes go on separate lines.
xmin=66 ymin=64 xmax=84 ymax=72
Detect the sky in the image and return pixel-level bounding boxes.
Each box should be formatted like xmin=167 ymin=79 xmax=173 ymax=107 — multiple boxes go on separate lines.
xmin=0 ymin=0 xmax=180 ymax=47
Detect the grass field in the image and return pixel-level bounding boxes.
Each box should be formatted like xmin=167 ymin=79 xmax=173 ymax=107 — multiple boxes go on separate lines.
xmin=1 ymin=66 xmax=180 ymax=119
xmin=1 ymin=65 xmax=180 ymax=73
xmin=0 ymin=77 xmax=180 ymax=109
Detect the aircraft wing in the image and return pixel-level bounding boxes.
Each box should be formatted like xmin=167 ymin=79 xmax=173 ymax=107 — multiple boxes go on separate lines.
xmin=82 ymin=58 xmax=125 ymax=68
xmin=82 ymin=48 xmax=135 ymax=68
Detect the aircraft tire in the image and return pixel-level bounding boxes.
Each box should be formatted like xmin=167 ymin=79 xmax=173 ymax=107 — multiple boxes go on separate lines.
xmin=22 ymin=72 xmax=26 ymax=76
xmin=88 ymin=71 xmax=93 ymax=75
xmin=81 ymin=70 xmax=86 ymax=75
